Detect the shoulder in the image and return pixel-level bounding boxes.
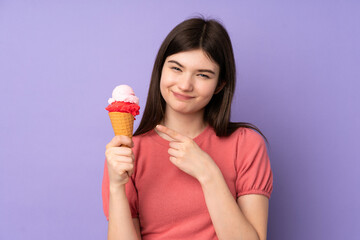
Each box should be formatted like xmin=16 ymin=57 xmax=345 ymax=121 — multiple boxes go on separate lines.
xmin=200 ymin=127 xmax=266 ymax=154
xmin=228 ymin=127 xmax=266 ymax=145
xmin=203 ymin=125 xmax=265 ymax=143
xmin=228 ymin=127 xmax=268 ymax=155
xmin=238 ymin=127 xmax=265 ymax=142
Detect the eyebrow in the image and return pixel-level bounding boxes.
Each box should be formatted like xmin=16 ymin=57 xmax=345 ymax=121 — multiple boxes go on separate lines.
xmin=167 ymin=60 xmax=216 ymax=75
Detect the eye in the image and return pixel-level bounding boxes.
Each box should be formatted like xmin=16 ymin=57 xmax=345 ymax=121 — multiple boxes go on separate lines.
xmin=198 ymin=74 xmax=210 ymax=79
xmin=171 ymin=67 xmax=182 ymax=72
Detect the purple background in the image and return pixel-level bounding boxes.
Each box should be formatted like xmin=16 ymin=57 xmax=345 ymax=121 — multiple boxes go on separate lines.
xmin=1 ymin=1 xmax=359 ymax=239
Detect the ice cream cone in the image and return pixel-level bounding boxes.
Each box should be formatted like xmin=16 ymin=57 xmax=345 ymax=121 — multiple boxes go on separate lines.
xmin=106 ymin=85 xmax=139 ymax=149
xmin=108 ymin=112 xmax=134 ymax=139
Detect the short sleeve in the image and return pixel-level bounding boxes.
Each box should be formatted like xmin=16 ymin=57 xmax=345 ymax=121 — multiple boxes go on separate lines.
xmin=102 ymin=159 xmax=139 ymax=220
xmin=235 ymin=128 xmax=273 ymax=198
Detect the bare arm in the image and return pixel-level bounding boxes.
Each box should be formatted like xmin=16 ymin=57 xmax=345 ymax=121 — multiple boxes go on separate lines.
xmin=200 ymin=167 xmax=269 ymax=240
xmin=105 ymin=136 xmax=141 ymax=240
xmin=108 ymin=186 xmax=140 ymax=240
xmin=237 ymin=194 xmax=269 ymax=240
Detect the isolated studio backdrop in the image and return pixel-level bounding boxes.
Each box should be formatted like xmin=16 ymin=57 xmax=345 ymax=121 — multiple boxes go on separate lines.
xmin=0 ymin=1 xmax=359 ymax=239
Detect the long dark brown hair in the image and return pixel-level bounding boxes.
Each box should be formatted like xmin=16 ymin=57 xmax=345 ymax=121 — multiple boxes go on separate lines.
xmin=134 ymin=17 xmax=267 ymax=142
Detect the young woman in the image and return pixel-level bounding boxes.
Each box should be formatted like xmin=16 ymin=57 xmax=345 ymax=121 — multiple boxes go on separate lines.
xmin=102 ymin=17 xmax=273 ymax=240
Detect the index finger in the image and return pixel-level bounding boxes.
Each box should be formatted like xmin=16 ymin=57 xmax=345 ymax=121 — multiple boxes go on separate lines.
xmin=155 ymin=125 xmax=187 ymax=142
xmin=106 ymin=135 xmax=134 ymax=149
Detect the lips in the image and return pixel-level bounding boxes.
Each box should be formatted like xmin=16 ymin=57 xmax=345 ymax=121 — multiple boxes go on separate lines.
xmin=172 ymin=91 xmax=194 ymax=100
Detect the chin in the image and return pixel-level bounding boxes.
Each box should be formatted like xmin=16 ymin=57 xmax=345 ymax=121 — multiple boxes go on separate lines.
xmin=169 ymin=104 xmax=203 ymax=115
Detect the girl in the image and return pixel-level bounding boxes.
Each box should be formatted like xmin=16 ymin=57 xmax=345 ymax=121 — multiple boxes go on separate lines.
xmin=102 ymin=17 xmax=273 ymax=240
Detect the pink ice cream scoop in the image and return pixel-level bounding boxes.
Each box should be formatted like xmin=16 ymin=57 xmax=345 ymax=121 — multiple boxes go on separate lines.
xmin=105 ymin=85 xmax=140 ymax=117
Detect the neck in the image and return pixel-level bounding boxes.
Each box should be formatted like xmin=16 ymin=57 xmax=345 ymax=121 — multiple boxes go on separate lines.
xmin=159 ymin=107 xmax=208 ymax=139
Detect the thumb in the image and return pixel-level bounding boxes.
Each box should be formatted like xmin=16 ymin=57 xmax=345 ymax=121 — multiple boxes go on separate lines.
xmin=106 ymin=135 xmax=134 ymax=149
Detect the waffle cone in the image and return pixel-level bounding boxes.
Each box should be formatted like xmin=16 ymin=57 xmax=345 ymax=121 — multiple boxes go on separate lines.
xmin=108 ymin=112 xmax=134 ymax=138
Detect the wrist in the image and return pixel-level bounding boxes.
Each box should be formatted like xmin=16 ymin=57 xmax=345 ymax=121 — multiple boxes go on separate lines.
xmin=109 ymin=183 xmax=126 ymax=194
xmin=198 ymin=161 xmax=222 ymax=186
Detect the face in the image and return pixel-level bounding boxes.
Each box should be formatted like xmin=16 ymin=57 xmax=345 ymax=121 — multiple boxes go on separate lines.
xmin=160 ymin=49 xmax=220 ymax=116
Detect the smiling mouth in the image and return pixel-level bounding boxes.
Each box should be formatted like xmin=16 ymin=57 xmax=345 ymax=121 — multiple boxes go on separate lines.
xmin=172 ymin=91 xmax=194 ymax=100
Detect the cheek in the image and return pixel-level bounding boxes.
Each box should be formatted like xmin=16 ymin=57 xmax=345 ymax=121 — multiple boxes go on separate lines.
xmin=198 ymin=81 xmax=218 ymax=97
xmin=160 ymin=71 xmax=176 ymax=93
xmin=159 ymin=68 xmax=167 ymax=96
xmin=159 ymin=74 xmax=171 ymax=100
xmin=159 ymin=78 xmax=166 ymax=100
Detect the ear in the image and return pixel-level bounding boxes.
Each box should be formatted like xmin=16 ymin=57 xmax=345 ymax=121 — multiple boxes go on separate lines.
xmin=214 ymin=81 xmax=226 ymax=94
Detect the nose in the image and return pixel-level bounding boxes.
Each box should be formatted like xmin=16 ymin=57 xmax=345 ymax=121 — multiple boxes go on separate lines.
xmin=178 ymin=73 xmax=193 ymax=92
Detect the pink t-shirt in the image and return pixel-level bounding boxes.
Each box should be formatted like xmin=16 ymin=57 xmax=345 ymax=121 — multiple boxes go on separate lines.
xmin=102 ymin=126 xmax=273 ymax=240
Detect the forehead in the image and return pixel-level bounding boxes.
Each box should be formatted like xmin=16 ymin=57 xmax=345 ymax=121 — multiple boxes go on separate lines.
xmin=166 ymin=49 xmax=219 ymax=72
